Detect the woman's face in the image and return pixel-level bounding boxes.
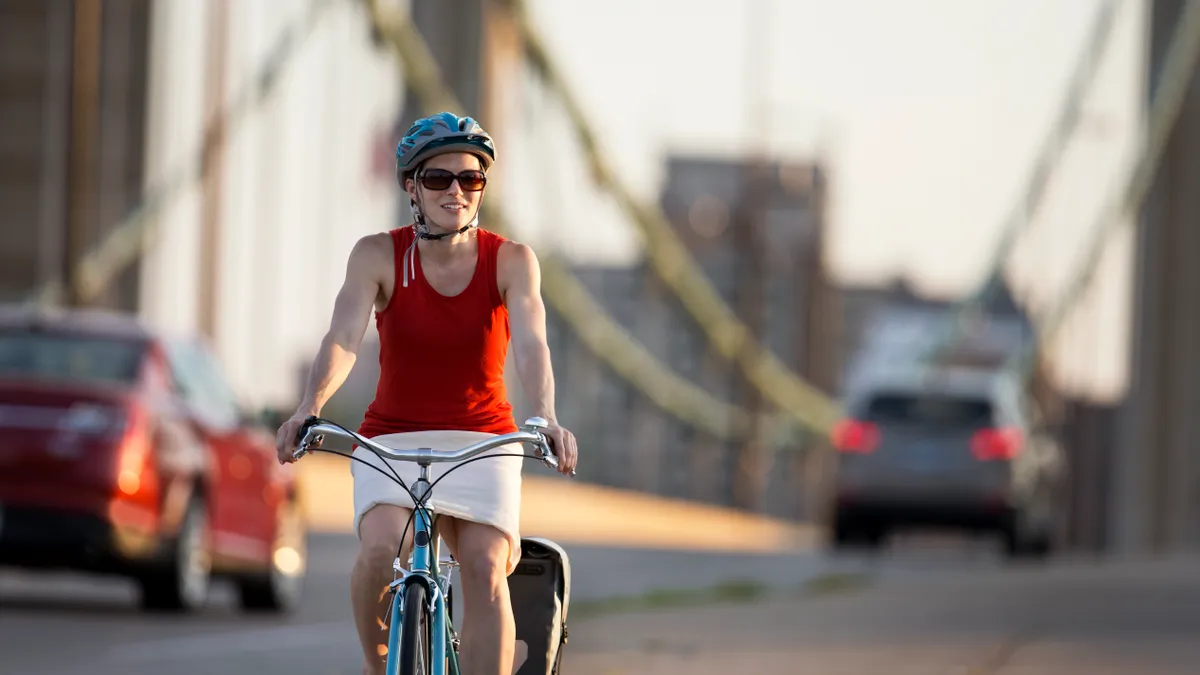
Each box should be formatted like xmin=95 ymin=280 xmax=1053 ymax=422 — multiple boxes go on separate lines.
xmin=406 ymin=152 xmax=486 ymax=233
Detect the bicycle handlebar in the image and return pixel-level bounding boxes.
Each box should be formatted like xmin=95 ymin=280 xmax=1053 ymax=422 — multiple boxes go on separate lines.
xmin=291 ymin=415 xmax=570 ymax=474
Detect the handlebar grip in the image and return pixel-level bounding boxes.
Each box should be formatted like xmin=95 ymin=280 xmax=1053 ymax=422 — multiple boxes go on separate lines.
xmin=536 ymin=433 xmax=574 ymax=476
xmin=291 ymin=416 xmax=323 ymax=460
xmin=534 ymin=433 xmax=558 ymax=468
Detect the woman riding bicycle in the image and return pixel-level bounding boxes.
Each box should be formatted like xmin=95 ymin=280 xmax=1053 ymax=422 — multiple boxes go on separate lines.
xmin=274 ymin=111 xmax=579 ymax=675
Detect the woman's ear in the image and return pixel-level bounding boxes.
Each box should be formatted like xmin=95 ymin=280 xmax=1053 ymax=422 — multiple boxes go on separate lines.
xmin=408 ymin=192 xmax=422 ymax=223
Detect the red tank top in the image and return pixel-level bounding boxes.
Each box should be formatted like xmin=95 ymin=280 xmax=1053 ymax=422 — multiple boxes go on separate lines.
xmin=357 ymin=226 xmax=518 ymax=437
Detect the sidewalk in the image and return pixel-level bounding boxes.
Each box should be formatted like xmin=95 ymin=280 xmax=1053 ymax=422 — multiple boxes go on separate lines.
xmin=295 ymin=453 xmax=818 ymax=552
xmin=561 ymin=554 xmax=1200 ymax=674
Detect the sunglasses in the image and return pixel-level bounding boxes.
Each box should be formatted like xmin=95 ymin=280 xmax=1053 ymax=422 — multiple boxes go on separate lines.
xmin=418 ymin=169 xmax=487 ymax=192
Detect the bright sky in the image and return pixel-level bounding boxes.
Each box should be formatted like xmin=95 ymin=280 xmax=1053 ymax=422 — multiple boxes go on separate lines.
xmin=517 ymin=0 xmax=1143 ymax=301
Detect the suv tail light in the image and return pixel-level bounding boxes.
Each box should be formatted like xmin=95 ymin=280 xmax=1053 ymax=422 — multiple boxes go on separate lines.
xmin=831 ymin=419 xmax=880 ymax=454
xmin=971 ymin=427 xmax=1022 ymax=461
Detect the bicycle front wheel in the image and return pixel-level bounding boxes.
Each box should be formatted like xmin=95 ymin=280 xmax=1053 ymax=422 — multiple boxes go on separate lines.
xmin=398 ymin=582 xmax=431 ymax=675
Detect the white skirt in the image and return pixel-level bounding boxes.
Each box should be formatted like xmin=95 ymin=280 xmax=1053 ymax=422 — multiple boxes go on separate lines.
xmin=351 ymin=429 xmax=525 ymax=575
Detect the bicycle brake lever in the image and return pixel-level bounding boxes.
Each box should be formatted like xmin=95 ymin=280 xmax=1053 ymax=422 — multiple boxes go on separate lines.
xmin=292 ymin=417 xmax=324 ymax=460
xmin=541 ymin=442 xmax=575 ymax=477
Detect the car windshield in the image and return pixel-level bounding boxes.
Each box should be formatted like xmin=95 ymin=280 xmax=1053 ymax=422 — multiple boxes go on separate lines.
xmin=0 ymin=330 xmax=146 ymax=386
xmin=863 ymin=393 xmax=993 ymax=428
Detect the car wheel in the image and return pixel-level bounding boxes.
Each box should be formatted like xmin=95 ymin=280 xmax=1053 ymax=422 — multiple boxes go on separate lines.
xmin=1002 ymin=512 xmax=1053 ymax=561
xmin=831 ymin=512 xmax=886 ymax=552
xmin=237 ymin=497 xmax=307 ymax=613
xmin=140 ymin=497 xmax=212 ymax=612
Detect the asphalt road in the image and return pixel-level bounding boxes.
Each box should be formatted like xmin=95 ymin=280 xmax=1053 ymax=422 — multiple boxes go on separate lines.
xmin=3 ymin=532 xmax=1192 ymax=675
xmin=0 ymin=532 xmax=847 ymax=675
xmin=567 ymin=552 xmax=1200 ymax=674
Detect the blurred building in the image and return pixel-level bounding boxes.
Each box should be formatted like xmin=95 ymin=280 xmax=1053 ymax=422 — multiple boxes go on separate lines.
xmin=541 ymin=155 xmax=836 ymax=516
xmin=0 ymin=0 xmax=152 ymax=309
xmin=0 ymin=0 xmax=404 ymax=408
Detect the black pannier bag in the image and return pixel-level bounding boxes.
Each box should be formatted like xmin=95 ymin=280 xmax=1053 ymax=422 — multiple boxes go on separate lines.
xmin=508 ymin=536 xmax=570 ymax=674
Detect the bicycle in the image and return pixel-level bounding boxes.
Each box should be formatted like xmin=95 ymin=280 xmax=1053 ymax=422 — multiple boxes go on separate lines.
xmin=290 ymin=415 xmax=568 ymax=675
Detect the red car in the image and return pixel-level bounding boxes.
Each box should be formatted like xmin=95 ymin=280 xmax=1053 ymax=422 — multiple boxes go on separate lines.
xmin=0 ymin=306 xmax=306 ymax=613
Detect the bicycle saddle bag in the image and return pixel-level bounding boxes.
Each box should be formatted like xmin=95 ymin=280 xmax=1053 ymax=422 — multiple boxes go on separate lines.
xmin=508 ymin=536 xmax=570 ymax=674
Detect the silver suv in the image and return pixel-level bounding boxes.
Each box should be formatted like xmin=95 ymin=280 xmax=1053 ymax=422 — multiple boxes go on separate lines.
xmin=827 ymin=366 xmax=1065 ymax=558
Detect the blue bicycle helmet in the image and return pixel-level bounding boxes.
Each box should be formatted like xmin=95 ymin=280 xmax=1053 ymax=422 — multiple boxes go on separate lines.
xmin=395 ymin=112 xmax=495 ymax=182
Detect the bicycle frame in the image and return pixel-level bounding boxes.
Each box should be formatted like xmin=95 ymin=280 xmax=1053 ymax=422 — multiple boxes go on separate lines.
xmin=291 ymin=416 xmax=565 ymax=675
xmin=384 ymin=470 xmax=459 ymax=675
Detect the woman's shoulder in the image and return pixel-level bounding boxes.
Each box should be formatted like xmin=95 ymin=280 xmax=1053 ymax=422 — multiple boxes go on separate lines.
xmin=351 ymin=230 xmax=400 ymax=264
xmin=494 ymin=237 xmax=538 ymax=284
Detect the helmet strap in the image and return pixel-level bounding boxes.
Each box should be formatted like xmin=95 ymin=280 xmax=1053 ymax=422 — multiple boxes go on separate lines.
xmin=401 ymin=191 xmax=480 ymax=288
xmin=417 ymin=224 xmax=474 ymax=240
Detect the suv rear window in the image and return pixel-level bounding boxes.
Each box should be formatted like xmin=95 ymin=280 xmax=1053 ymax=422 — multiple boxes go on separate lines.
xmin=862 ymin=393 xmax=993 ymax=428
xmin=0 ymin=331 xmax=146 ymax=385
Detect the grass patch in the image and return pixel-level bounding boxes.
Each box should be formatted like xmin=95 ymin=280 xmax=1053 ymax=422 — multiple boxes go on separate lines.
xmin=572 ymin=578 xmax=767 ymax=618
xmin=800 ymin=571 xmax=871 ymax=596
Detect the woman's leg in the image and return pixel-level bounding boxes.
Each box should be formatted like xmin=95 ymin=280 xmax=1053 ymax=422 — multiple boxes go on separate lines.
xmin=439 ymin=516 xmax=515 ymax=675
xmin=353 ymin=504 xmax=414 ymax=675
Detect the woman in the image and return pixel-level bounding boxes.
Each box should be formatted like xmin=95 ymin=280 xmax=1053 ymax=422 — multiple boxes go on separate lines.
xmin=276 ymin=111 xmax=578 ymax=675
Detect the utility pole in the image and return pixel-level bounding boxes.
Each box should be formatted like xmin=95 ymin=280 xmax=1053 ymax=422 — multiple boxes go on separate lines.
xmin=794 ymin=165 xmax=835 ymax=521
xmin=400 ymin=0 xmax=485 ymax=123
xmin=36 ymin=0 xmax=73 ymax=304
xmin=393 ymin=0 xmax=486 ymax=229
xmin=1115 ymin=0 xmax=1200 ymax=554
xmin=94 ymin=0 xmax=141 ymax=311
xmin=729 ymin=0 xmax=772 ymax=512
xmin=65 ymin=0 xmax=104 ymax=307
xmin=480 ymin=0 xmax=520 ymax=131
xmin=1154 ymin=0 xmax=1200 ymax=553
xmin=730 ymin=162 xmax=769 ymax=511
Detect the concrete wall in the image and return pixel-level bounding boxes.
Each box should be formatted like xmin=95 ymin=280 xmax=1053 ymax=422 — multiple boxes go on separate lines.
xmin=137 ymin=0 xmax=404 ymax=408
xmin=1114 ymin=0 xmax=1200 ymax=553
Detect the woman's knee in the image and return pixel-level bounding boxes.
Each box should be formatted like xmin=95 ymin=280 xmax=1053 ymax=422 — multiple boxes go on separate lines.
xmin=357 ymin=504 xmax=413 ymax=565
xmin=452 ymin=522 xmax=510 ymax=587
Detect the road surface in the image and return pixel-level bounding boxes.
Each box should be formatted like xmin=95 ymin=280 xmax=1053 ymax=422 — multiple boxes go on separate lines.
xmin=3 ymin=455 xmax=1195 ymax=675
xmin=0 ymin=532 xmax=846 ymax=675
xmin=566 ymin=553 xmax=1200 ymax=674
xmin=5 ymin=531 xmax=1195 ymax=674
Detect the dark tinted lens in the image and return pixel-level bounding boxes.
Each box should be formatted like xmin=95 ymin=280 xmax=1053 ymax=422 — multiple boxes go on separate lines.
xmin=420 ymin=169 xmax=455 ymax=191
xmin=457 ymin=170 xmax=487 ymax=191
xmin=419 ymin=169 xmax=487 ymax=191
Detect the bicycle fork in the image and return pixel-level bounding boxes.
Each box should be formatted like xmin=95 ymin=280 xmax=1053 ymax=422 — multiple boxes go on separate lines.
xmin=386 ymin=473 xmax=462 ymax=674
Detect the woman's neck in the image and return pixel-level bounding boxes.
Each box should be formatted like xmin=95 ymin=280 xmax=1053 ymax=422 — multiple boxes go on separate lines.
xmin=416 ymin=224 xmax=476 ymax=261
